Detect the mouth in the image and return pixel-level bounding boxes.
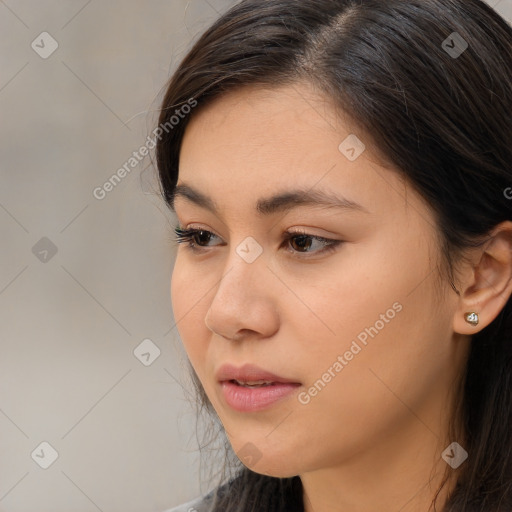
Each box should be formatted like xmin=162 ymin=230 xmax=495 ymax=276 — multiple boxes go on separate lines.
xmin=216 ymin=363 xmax=301 ymax=385
xmin=216 ymin=363 xmax=301 ymax=412
xmin=229 ymin=379 xmax=281 ymax=388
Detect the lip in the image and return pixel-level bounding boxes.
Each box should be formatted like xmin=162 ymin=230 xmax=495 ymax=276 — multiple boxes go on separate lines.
xmin=216 ymin=363 xmax=300 ymax=384
xmin=216 ymin=363 xmax=301 ymax=412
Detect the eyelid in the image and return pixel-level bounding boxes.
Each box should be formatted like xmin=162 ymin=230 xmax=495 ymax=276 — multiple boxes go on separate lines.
xmin=172 ymin=224 xmax=343 ymax=258
xmin=176 ymin=224 xmax=337 ymax=243
xmin=180 ymin=224 xmax=224 ymax=244
xmin=178 ymin=220 xmax=338 ymax=240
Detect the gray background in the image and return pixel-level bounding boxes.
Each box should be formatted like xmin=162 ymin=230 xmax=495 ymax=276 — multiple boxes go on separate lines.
xmin=0 ymin=1 xmax=510 ymax=511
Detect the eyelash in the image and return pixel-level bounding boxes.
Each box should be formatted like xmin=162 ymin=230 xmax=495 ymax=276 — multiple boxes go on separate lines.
xmin=172 ymin=226 xmax=342 ymax=258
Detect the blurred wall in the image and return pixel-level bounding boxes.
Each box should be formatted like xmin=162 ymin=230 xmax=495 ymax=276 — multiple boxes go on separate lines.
xmin=0 ymin=0 xmax=510 ymax=511
xmin=0 ymin=1 xmax=236 ymax=511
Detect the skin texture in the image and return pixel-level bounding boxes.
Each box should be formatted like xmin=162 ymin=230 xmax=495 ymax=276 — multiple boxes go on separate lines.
xmin=170 ymin=83 xmax=512 ymax=512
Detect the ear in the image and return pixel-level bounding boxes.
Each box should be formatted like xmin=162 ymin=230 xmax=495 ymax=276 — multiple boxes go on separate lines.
xmin=453 ymin=221 xmax=512 ymax=335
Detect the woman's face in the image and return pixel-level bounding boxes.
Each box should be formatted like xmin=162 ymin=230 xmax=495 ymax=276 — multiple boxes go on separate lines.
xmin=171 ymin=83 xmax=466 ymax=478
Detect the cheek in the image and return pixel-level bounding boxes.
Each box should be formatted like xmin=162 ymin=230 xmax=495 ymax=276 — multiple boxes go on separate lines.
xmin=288 ymin=237 xmax=444 ymax=406
xmin=170 ymin=257 xmax=210 ymax=371
xmin=296 ymin=301 xmax=450 ymax=451
xmin=280 ymin=244 xmax=402 ymax=354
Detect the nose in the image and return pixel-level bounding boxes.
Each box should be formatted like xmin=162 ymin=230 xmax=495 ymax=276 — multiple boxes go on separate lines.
xmin=204 ymin=252 xmax=280 ymax=342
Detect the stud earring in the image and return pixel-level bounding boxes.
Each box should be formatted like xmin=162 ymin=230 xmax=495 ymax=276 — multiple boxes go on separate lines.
xmin=464 ymin=312 xmax=479 ymax=326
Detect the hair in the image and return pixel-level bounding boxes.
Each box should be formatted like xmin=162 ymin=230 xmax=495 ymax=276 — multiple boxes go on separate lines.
xmin=155 ymin=1 xmax=512 ymax=510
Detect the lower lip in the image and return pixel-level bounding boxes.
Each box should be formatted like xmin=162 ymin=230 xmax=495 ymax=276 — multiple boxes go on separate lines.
xmin=220 ymin=381 xmax=301 ymax=412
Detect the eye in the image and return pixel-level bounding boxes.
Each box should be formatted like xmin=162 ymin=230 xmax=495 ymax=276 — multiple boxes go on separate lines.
xmin=172 ymin=226 xmax=342 ymax=257
xmin=282 ymin=229 xmax=342 ymax=256
xmin=173 ymin=227 xmax=222 ymax=251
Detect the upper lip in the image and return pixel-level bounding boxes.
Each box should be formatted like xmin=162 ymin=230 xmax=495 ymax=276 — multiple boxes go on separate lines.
xmin=216 ymin=363 xmax=301 ymax=384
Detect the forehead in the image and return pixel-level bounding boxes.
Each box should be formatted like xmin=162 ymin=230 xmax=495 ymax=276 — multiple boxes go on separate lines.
xmin=179 ymin=84 xmax=354 ymax=186
xmin=177 ymin=83 xmax=428 ymax=225
xmin=181 ymin=83 xmax=341 ymax=156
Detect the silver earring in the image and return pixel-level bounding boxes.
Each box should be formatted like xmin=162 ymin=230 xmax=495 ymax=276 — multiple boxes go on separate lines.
xmin=464 ymin=312 xmax=479 ymax=326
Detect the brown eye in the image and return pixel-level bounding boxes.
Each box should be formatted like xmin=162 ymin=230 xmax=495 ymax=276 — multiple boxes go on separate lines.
xmin=283 ymin=231 xmax=342 ymax=257
xmin=174 ymin=226 xmax=342 ymax=258
xmin=193 ymin=230 xmax=215 ymax=246
xmin=289 ymin=234 xmax=313 ymax=252
xmin=173 ymin=227 xmax=222 ymax=253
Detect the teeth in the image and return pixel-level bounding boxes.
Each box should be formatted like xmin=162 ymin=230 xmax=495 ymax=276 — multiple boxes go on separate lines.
xmin=234 ymin=379 xmax=275 ymax=387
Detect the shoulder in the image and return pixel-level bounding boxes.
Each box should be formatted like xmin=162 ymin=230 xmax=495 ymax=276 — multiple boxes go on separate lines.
xmin=163 ymin=492 xmax=214 ymax=512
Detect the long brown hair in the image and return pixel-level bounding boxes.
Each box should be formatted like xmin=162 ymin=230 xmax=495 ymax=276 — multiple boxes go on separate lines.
xmin=156 ymin=1 xmax=512 ymax=510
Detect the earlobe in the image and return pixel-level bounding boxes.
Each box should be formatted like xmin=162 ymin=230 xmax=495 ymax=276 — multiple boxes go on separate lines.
xmin=453 ymin=221 xmax=512 ymax=335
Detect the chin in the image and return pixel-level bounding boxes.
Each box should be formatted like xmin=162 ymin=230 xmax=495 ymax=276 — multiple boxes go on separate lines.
xmin=232 ymin=443 xmax=305 ymax=477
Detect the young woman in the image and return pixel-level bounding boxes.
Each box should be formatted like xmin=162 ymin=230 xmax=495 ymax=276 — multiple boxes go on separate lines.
xmin=157 ymin=1 xmax=512 ymax=510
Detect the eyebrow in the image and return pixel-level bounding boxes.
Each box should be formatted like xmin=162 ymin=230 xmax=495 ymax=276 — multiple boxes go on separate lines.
xmin=170 ymin=183 xmax=371 ymax=216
